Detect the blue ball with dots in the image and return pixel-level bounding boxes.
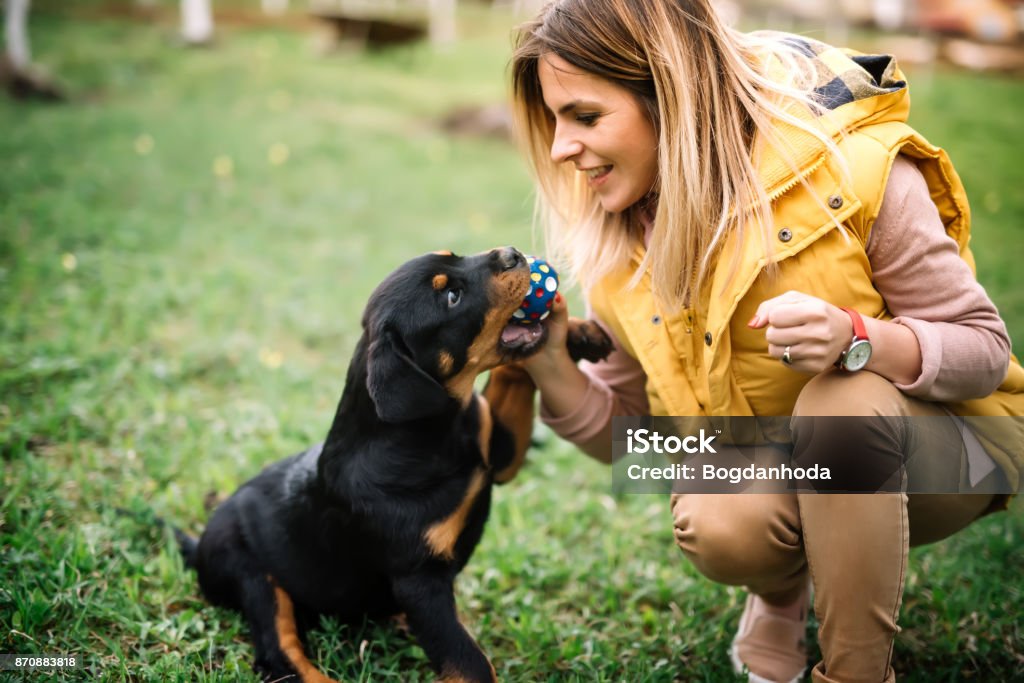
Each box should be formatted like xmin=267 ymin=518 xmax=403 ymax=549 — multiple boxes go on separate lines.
xmin=511 ymin=256 xmax=559 ymax=325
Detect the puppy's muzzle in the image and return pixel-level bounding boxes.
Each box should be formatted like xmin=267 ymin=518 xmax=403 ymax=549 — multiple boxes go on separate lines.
xmin=493 ymin=246 xmax=525 ymax=273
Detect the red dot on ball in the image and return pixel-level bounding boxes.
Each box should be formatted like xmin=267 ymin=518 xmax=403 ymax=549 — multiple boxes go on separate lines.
xmin=530 ymin=312 xmax=540 ymax=319
xmin=535 ymin=289 xmax=544 ymax=297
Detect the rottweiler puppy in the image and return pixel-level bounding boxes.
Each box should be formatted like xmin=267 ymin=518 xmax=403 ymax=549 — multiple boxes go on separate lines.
xmin=178 ymin=247 xmax=612 ymax=682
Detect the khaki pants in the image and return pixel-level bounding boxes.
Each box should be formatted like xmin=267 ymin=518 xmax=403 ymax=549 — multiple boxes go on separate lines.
xmin=670 ymin=370 xmax=1004 ymax=683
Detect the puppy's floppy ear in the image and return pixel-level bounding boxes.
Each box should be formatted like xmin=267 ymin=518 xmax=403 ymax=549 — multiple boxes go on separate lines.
xmin=366 ymin=328 xmax=450 ymax=423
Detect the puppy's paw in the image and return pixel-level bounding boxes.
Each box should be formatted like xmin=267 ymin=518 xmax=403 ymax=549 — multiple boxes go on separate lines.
xmin=390 ymin=612 xmax=412 ymax=636
xmin=566 ymin=318 xmax=614 ymax=363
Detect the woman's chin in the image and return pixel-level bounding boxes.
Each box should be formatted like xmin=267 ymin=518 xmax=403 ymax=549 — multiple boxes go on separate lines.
xmin=598 ymin=196 xmax=628 ymax=214
xmin=598 ymin=191 xmax=646 ymax=215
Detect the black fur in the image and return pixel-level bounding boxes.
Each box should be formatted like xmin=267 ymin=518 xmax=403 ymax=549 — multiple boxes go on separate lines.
xmin=179 ymin=248 xmax=612 ymax=682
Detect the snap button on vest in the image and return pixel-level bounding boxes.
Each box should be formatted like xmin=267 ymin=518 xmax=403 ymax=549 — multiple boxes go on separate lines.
xmin=778 ymin=228 xmax=793 ymax=242
xmin=704 ymin=332 xmax=712 ymax=346
xmin=652 ymin=315 xmax=662 ymax=325
xmin=828 ymin=194 xmax=844 ymax=209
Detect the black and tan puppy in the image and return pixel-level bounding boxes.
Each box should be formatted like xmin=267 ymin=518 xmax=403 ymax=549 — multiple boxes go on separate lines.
xmin=177 ymin=247 xmax=611 ymax=682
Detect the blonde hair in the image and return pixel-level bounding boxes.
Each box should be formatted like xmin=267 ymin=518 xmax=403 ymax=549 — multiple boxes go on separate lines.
xmin=510 ymin=0 xmax=846 ymax=310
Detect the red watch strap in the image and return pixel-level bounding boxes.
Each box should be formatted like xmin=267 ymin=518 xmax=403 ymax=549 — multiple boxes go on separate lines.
xmin=840 ymin=306 xmax=869 ymax=341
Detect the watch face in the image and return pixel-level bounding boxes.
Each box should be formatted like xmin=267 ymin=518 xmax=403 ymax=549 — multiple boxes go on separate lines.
xmin=844 ymin=340 xmax=872 ymax=371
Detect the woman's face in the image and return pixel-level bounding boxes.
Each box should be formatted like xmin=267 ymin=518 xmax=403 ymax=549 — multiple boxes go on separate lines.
xmin=537 ymin=53 xmax=659 ymax=214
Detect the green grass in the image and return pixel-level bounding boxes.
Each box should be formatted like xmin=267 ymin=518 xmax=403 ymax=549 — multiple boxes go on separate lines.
xmin=2 ymin=6 xmax=1022 ymax=682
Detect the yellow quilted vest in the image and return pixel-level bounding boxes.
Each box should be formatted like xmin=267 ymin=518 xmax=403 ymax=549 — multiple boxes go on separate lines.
xmin=588 ymin=45 xmax=1024 ymax=488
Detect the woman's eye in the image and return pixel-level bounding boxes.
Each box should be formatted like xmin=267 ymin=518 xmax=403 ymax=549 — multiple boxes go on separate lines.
xmin=447 ymin=289 xmax=462 ymax=308
xmin=576 ymin=113 xmax=600 ymax=126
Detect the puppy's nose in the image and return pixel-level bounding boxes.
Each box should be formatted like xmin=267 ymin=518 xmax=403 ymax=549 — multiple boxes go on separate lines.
xmin=493 ymin=247 xmax=525 ymax=271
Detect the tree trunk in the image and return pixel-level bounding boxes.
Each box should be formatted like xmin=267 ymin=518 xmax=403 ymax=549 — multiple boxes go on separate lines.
xmin=429 ymin=0 xmax=455 ymax=46
xmin=2 ymin=0 xmax=63 ymax=100
xmin=262 ymin=0 xmax=288 ymax=16
xmin=181 ymin=0 xmax=214 ymax=45
xmin=5 ymin=0 xmax=31 ymax=70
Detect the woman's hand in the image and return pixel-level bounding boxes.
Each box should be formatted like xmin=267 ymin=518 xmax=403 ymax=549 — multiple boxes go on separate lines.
xmin=520 ymin=293 xmax=572 ymax=378
xmin=516 ymin=293 xmax=597 ymax=420
xmin=748 ymin=290 xmax=853 ymax=374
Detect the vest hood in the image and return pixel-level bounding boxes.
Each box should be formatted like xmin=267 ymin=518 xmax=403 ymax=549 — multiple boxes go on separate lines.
xmin=754 ymin=33 xmax=911 ymax=199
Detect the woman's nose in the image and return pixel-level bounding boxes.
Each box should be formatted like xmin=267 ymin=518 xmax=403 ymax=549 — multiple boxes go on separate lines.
xmin=550 ymin=128 xmax=583 ymax=164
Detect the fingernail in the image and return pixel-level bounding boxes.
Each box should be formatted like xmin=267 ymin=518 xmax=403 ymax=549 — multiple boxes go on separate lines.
xmin=555 ymin=293 xmax=562 ymax=303
xmin=747 ymin=315 xmax=758 ymax=327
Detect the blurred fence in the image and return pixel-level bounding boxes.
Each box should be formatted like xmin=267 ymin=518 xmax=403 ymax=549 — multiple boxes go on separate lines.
xmin=720 ymin=0 xmax=1024 ymax=70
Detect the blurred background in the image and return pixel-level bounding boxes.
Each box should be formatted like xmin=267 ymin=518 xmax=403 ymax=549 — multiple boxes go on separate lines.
xmin=2 ymin=1 xmax=1022 ymax=681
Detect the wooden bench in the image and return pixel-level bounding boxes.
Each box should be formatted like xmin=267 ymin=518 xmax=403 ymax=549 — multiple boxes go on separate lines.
xmin=309 ymin=6 xmax=427 ymax=49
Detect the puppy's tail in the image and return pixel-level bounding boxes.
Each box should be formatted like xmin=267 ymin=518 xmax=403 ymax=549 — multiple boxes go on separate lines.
xmin=172 ymin=527 xmax=200 ymax=570
xmin=114 ymin=506 xmax=200 ymax=570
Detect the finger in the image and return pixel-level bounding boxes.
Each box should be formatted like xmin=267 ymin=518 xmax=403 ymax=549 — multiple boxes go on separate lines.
xmin=538 ymin=293 xmax=569 ymax=347
xmin=764 ymin=326 xmax=806 ymax=347
xmin=748 ymin=290 xmax=807 ymax=328
xmin=552 ymin=291 xmax=567 ymax=313
xmin=768 ymin=343 xmax=806 ymax=370
xmin=547 ymin=292 xmax=569 ymax=322
xmin=767 ymin=343 xmax=798 ymax=365
xmin=766 ymin=304 xmax=816 ymax=329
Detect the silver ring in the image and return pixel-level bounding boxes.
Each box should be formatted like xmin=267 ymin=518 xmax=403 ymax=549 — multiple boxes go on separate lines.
xmin=782 ymin=346 xmax=793 ymax=365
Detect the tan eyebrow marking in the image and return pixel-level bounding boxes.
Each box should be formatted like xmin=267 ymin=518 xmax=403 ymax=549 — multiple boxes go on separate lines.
xmin=432 ymin=250 xmax=453 ymax=256
xmin=433 ymin=274 xmax=449 ymax=290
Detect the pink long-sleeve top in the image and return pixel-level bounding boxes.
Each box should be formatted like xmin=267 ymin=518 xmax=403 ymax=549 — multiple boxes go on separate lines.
xmin=542 ymin=156 xmax=1012 ymax=450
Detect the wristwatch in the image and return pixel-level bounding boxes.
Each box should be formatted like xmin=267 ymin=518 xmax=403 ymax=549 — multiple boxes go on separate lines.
xmin=836 ymin=307 xmax=872 ymax=372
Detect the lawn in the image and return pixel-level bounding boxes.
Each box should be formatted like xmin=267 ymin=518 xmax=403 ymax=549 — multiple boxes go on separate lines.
xmin=1 ymin=4 xmax=1021 ymax=682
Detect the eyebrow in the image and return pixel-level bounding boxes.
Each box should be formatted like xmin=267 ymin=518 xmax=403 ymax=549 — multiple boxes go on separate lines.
xmin=555 ymin=100 xmax=601 ymax=115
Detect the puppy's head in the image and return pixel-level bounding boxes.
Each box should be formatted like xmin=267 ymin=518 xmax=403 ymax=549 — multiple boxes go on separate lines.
xmin=363 ymin=247 xmax=546 ymax=423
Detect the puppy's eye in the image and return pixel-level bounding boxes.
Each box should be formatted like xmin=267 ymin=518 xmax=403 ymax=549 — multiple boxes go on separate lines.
xmin=447 ymin=289 xmax=462 ymax=308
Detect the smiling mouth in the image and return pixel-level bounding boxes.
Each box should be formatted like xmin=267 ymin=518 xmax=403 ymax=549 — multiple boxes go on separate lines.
xmin=585 ymin=165 xmax=612 ymax=181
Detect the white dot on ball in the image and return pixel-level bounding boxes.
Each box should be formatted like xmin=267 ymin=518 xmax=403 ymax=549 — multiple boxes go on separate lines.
xmin=545 ymin=277 xmax=557 ymax=291
xmin=512 ymin=309 xmax=526 ymax=319
xmin=540 ymin=311 xmax=550 ymax=321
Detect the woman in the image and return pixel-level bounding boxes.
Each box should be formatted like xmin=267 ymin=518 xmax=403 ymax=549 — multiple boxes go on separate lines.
xmin=509 ymin=1 xmax=1023 ymax=681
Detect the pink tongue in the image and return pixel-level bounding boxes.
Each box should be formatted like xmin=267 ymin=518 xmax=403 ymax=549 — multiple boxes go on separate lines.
xmin=501 ymin=324 xmax=533 ymax=344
